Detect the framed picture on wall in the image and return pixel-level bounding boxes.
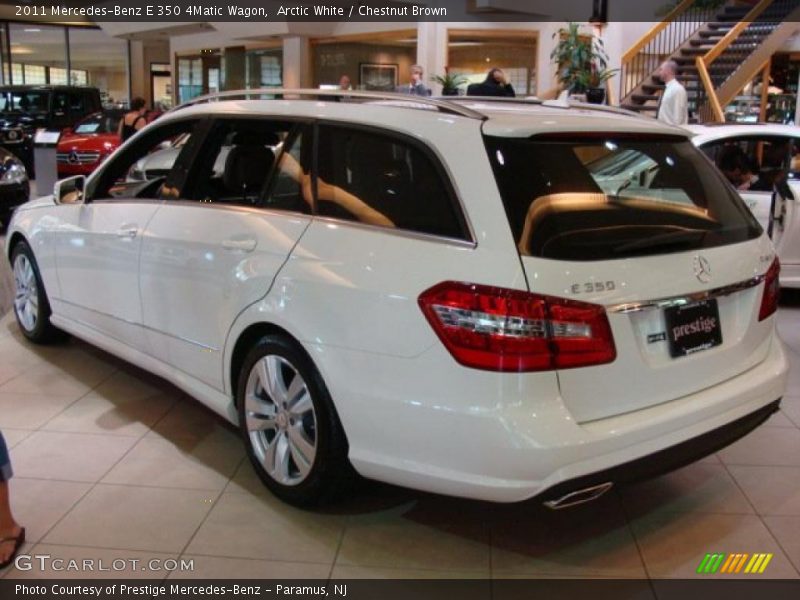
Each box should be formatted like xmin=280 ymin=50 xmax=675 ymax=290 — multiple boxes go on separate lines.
xmin=359 ymin=63 xmax=398 ymax=91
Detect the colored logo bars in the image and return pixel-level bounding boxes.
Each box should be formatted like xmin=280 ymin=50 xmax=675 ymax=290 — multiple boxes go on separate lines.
xmin=697 ymin=552 xmax=773 ymax=575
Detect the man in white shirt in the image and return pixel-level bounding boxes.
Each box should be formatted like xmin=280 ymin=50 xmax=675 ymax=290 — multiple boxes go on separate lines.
xmin=656 ymin=60 xmax=688 ymax=126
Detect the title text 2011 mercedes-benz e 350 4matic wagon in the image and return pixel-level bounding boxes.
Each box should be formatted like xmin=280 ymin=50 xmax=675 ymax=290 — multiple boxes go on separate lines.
xmin=5 ymin=91 xmax=787 ymax=508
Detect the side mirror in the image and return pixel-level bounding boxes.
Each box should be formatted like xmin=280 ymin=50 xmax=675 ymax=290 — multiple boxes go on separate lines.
xmin=53 ymin=175 xmax=86 ymax=205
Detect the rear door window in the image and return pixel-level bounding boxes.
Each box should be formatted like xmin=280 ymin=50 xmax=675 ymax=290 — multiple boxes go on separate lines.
xmin=315 ymin=125 xmax=468 ymax=239
xmin=485 ymin=134 xmax=761 ymax=261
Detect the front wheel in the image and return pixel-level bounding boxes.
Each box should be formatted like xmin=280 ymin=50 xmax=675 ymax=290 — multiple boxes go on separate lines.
xmin=11 ymin=240 xmax=65 ymax=343
xmin=237 ymin=335 xmax=355 ymax=506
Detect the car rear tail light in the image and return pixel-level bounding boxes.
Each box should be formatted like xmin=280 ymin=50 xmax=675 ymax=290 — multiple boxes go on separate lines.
xmin=418 ymin=282 xmax=616 ymax=372
xmin=758 ymin=258 xmax=780 ymax=321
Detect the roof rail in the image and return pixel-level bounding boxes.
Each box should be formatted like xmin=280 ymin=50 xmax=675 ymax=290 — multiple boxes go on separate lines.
xmin=444 ymin=95 xmax=644 ymax=119
xmin=171 ymin=88 xmax=487 ymax=121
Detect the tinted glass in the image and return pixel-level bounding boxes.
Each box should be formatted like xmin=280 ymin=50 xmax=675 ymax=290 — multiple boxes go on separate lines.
xmin=88 ymin=119 xmax=198 ymax=201
xmin=0 ymin=90 xmax=48 ymax=113
xmin=182 ymin=119 xmax=297 ymax=209
xmin=485 ymin=134 xmax=761 ymax=261
xmin=316 ymin=125 xmax=466 ymax=239
xmin=698 ymin=135 xmax=794 ymax=191
xmin=264 ymin=129 xmax=311 ymax=214
xmin=73 ymin=112 xmax=121 ymax=134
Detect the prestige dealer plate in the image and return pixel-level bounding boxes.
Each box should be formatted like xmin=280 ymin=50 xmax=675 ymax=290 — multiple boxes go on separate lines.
xmin=665 ymin=299 xmax=723 ymax=358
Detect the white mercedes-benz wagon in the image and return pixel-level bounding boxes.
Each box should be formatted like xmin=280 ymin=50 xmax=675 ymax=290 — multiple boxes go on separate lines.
xmin=5 ymin=91 xmax=787 ymax=508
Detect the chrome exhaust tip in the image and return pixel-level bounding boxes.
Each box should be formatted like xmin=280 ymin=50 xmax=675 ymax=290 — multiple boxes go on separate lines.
xmin=542 ymin=482 xmax=614 ymax=510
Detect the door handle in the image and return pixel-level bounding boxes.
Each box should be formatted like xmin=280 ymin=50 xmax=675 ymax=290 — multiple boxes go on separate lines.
xmin=222 ymin=238 xmax=257 ymax=253
xmin=117 ymin=227 xmax=138 ymax=239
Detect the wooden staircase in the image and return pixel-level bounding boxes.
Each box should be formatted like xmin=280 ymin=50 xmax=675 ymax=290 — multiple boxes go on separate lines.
xmin=620 ymin=0 xmax=800 ymax=122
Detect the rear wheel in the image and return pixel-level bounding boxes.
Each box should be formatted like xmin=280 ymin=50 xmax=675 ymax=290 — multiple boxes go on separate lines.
xmin=237 ymin=334 xmax=355 ymax=506
xmin=11 ymin=240 xmax=65 ymax=343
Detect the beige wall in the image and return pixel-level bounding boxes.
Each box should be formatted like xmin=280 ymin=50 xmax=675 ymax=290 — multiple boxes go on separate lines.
xmin=313 ymin=42 xmax=415 ymax=89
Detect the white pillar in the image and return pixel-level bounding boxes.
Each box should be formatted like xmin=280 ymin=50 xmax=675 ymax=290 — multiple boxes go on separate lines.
xmin=416 ymin=22 xmax=447 ymax=94
xmin=283 ymin=36 xmax=311 ymax=89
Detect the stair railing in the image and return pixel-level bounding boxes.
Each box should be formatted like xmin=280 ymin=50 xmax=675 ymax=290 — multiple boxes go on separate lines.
xmin=695 ymin=0 xmax=777 ymax=122
xmin=619 ymin=0 xmax=722 ymax=104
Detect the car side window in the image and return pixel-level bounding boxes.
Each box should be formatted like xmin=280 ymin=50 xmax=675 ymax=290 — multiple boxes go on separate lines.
xmin=69 ymin=93 xmax=85 ymax=119
xmin=701 ymin=135 xmax=791 ymax=192
xmin=86 ymin=118 xmax=199 ymax=202
xmin=790 ymin=138 xmax=800 ymax=182
xmin=263 ymin=127 xmax=312 ymax=214
xmin=314 ymin=125 xmax=466 ymax=239
xmin=182 ymin=119 xmax=301 ymax=210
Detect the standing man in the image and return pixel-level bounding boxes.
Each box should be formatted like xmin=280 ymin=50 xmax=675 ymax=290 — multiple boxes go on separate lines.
xmin=397 ymin=64 xmax=431 ymax=96
xmin=656 ymin=60 xmax=688 ymax=126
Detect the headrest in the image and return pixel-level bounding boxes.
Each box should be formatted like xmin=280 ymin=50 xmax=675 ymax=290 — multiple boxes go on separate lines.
xmin=223 ymin=145 xmax=276 ymax=193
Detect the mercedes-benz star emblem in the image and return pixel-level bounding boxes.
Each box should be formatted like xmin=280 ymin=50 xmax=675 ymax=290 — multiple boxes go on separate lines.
xmin=68 ymin=151 xmax=79 ymax=165
xmin=693 ymin=255 xmax=712 ymax=284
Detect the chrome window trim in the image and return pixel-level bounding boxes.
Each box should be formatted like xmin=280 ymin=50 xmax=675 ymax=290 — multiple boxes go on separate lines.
xmin=310 ymin=215 xmax=478 ymax=249
xmin=608 ymin=275 xmax=766 ymax=314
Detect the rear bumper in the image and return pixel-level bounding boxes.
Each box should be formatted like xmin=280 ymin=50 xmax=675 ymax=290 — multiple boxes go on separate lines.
xmin=540 ymin=398 xmax=780 ymax=505
xmin=344 ymin=335 xmax=788 ymax=503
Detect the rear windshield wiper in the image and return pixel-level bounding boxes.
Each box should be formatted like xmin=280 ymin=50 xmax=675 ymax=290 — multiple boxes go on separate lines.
xmin=613 ymin=229 xmax=708 ymax=255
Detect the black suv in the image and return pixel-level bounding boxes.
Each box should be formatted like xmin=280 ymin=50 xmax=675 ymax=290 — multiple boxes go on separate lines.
xmin=0 ymin=85 xmax=102 ymax=175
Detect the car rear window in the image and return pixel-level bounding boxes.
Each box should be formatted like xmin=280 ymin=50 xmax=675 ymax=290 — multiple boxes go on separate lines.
xmin=484 ymin=134 xmax=761 ymax=261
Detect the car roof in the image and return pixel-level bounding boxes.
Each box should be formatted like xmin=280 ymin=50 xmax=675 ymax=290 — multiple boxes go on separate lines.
xmin=458 ymin=100 xmax=687 ymax=138
xmin=158 ymin=94 xmax=688 ymax=140
xmin=0 ymin=85 xmax=100 ymax=92
xmin=687 ymin=122 xmax=800 ymax=144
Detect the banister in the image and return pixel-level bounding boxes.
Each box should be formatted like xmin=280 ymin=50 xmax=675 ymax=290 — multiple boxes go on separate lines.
xmin=702 ymin=0 xmax=774 ymax=66
xmin=621 ymin=0 xmax=697 ymax=64
xmin=695 ymin=58 xmax=725 ymax=122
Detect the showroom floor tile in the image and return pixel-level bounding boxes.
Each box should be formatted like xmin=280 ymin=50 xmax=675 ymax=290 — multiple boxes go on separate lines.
xmin=0 ymin=296 xmax=799 ymax=580
xmin=42 ymin=484 xmax=219 ymax=553
xmin=184 ymin=491 xmax=346 ymax=564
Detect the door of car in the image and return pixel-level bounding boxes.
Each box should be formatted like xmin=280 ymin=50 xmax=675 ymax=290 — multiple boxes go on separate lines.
xmin=138 ymin=118 xmax=313 ymax=390
xmin=54 ymin=117 xmax=201 ymax=350
xmin=773 ymin=137 xmax=800 ymax=276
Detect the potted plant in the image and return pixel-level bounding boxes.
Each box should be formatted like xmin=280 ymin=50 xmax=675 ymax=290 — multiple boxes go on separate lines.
xmin=551 ymin=22 xmax=616 ymax=101
xmin=578 ymin=65 xmax=619 ymax=104
xmin=432 ymin=67 xmax=468 ymax=96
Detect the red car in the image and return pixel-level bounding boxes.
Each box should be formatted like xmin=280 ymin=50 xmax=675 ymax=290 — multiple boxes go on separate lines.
xmin=57 ymin=110 xmax=124 ymax=178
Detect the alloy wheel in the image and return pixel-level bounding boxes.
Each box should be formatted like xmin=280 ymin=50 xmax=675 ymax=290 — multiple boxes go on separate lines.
xmin=244 ymin=354 xmax=318 ymax=486
xmin=13 ymin=253 xmax=39 ymax=332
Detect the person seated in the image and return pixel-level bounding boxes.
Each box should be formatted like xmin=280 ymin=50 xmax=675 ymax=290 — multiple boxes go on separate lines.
xmin=718 ymin=146 xmax=750 ymax=189
xmin=467 ymin=68 xmax=516 ymax=98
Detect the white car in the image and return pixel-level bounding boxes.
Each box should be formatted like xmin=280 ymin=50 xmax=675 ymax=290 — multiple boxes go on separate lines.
xmin=689 ymin=123 xmax=800 ymax=287
xmin=5 ymin=91 xmax=787 ymax=508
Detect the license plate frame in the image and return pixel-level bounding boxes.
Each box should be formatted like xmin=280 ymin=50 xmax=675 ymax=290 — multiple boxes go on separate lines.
xmin=664 ymin=299 xmax=723 ymax=358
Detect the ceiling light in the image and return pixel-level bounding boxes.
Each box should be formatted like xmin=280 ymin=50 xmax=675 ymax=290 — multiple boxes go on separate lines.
xmin=24 ymin=28 xmax=41 ymax=33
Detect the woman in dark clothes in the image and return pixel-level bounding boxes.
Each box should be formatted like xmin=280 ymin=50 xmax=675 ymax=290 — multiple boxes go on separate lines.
xmin=118 ymin=97 xmax=148 ymax=142
xmin=0 ymin=432 xmax=24 ymax=569
xmin=466 ymin=68 xmax=516 ymax=98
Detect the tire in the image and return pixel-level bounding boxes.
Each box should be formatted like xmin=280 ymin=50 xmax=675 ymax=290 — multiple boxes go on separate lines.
xmin=237 ymin=334 xmax=355 ymax=506
xmin=10 ymin=240 xmax=65 ymax=344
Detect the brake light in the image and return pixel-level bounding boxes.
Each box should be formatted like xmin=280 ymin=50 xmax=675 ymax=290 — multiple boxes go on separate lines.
xmin=758 ymin=258 xmax=780 ymax=321
xmin=418 ymin=281 xmax=616 ymax=372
